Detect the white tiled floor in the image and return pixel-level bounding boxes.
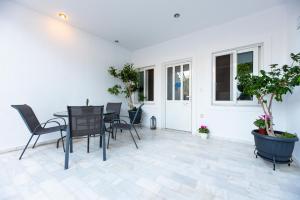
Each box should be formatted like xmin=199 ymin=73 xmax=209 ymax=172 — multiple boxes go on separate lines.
xmin=0 ymin=129 xmax=300 ymax=200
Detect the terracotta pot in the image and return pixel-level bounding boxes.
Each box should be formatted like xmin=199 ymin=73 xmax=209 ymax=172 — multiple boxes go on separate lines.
xmin=258 ymin=128 xmax=267 ymax=135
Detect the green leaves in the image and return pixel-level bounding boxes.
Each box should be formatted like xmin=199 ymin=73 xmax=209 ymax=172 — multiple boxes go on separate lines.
xmin=291 ymin=53 xmax=300 ymax=62
xmin=108 ymin=66 xmax=118 ymax=78
xmin=236 ymin=52 xmax=300 ymax=104
xmin=107 ymin=63 xmax=141 ymax=108
xmin=107 ymin=85 xmax=121 ymax=95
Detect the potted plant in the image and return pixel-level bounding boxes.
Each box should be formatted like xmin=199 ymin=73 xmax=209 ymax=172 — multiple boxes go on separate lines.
xmin=253 ymin=115 xmax=271 ymax=135
xmin=107 ymin=63 xmax=143 ymax=123
xmin=198 ymin=125 xmax=210 ymax=139
xmin=236 ymin=53 xmax=300 ymax=170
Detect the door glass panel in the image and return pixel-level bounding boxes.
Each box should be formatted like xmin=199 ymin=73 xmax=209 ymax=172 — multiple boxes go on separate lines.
xmin=215 ymin=54 xmax=233 ymax=101
xmin=175 ymin=66 xmax=181 ymax=100
xmin=183 ymin=64 xmax=190 ymax=100
xmin=167 ymin=67 xmax=173 ymax=100
xmin=237 ymin=51 xmax=253 ymax=101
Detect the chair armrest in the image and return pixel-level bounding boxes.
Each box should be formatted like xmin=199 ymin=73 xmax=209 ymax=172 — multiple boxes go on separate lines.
xmin=111 ymin=119 xmax=130 ymax=125
xmin=45 ymin=117 xmax=66 ymax=126
xmin=33 ymin=120 xmax=63 ymax=134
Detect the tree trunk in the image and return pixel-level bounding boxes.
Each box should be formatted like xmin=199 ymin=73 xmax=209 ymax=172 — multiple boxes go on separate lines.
xmin=268 ymin=116 xmax=275 ymax=136
xmin=127 ymin=93 xmax=134 ymax=109
xmin=259 ymin=96 xmax=275 ymax=136
xmin=267 ymin=95 xmax=275 ymax=136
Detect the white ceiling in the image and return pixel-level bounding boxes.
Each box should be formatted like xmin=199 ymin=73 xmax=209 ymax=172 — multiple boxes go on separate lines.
xmin=13 ymin=0 xmax=287 ymax=50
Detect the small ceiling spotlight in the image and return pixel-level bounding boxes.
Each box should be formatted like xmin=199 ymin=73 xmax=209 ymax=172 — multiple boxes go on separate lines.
xmin=114 ymin=40 xmax=119 ymax=43
xmin=173 ymin=13 xmax=181 ymax=19
xmin=58 ymin=12 xmax=68 ymax=21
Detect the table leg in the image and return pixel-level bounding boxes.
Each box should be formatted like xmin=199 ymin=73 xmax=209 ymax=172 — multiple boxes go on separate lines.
xmin=64 ymin=126 xmax=70 ymax=170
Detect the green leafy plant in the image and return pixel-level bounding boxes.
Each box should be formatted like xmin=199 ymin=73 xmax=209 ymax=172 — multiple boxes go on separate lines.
xmin=254 ymin=115 xmax=271 ymax=129
xmin=198 ymin=125 xmax=210 ymax=134
xmin=236 ymin=53 xmax=300 ymax=136
xmin=277 ymin=132 xmax=297 ymax=139
xmin=254 ymin=119 xmax=266 ymax=129
xmin=107 ymin=63 xmax=140 ymax=109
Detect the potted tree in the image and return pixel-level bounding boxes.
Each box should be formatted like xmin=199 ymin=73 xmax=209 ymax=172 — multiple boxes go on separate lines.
xmin=107 ymin=63 xmax=143 ymax=123
xmin=198 ymin=125 xmax=210 ymax=139
xmin=236 ymin=53 xmax=300 ymax=170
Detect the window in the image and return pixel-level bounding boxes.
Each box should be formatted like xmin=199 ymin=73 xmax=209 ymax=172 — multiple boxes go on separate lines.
xmin=138 ymin=66 xmax=154 ymax=102
xmin=212 ymin=44 xmax=262 ymax=105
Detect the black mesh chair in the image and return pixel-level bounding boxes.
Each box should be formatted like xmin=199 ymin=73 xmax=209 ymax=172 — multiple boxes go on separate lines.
xmin=104 ymin=102 xmax=122 ymax=123
xmin=108 ymin=103 xmax=144 ymax=149
xmin=104 ymin=102 xmax=122 ymax=138
xmin=11 ymin=104 xmax=67 ymax=160
xmin=64 ymin=106 xmax=106 ymax=169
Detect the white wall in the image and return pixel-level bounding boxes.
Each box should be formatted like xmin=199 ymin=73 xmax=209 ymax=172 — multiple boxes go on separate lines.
xmin=0 ymin=1 xmax=131 ymax=151
xmin=1 ymin=0 xmax=298 ymax=152
xmin=285 ymin=0 xmax=300 ymax=162
xmin=132 ymin=5 xmax=290 ymax=143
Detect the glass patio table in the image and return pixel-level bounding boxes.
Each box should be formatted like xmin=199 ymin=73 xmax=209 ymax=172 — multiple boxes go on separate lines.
xmin=53 ymin=110 xmax=115 ymax=118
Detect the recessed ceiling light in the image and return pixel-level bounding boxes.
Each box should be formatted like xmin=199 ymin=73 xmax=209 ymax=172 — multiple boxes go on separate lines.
xmin=173 ymin=13 xmax=181 ymax=18
xmin=114 ymin=40 xmax=119 ymax=43
xmin=58 ymin=12 xmax=68 ymax=21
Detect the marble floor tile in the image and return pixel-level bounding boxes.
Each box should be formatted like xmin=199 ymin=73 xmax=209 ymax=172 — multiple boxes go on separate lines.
xmin=0 ymin=128 xmax=299 ymax=200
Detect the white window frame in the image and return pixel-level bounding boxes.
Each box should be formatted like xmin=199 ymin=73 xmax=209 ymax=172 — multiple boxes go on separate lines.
xmin=212 ymin=43 xmax=263 ymax=106
xmin=137 ymin=66 xmax=155 ymax=104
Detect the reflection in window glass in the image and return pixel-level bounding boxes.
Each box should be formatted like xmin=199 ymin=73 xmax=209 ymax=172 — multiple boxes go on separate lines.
xmin=215 ymin=54 xmax=233 ymax=101
xmin=138 ymin=71 xmax=144 ymax=101
xmin=146 ymin=69 xmax=154 ymax=101
xmin=167 ymin=67 xmax=173 ymax=100
xmin=183 ymin=64 xmax=190 ymax=100
xmin=237 ymin=51 xmax=253 ymax=101
xmin=175 ymin=66 xmax=181 ymax=100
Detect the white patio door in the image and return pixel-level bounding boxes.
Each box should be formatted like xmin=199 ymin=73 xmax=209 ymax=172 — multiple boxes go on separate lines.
xmin=165 ymin=62 xmax=192 ymax=132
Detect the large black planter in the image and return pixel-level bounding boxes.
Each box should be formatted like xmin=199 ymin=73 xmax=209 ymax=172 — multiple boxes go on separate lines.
xmin=128 ymin=109 xmax=142 ymax=124
xmin=252 ymin=130 xmax=298 ymax=170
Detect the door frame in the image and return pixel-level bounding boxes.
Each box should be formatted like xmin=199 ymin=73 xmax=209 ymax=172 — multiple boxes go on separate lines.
xmin=161 ymin=58 xmax=193 ymax=132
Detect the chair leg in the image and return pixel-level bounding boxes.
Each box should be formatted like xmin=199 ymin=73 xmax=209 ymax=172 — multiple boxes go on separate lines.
xmin=114 ymin=127 xmax=117 ymax=140
xmin=87 ymin=134 xmax=90 ymax=153
xmin=110 ymin=123 xmax=114 ymax=139
xmin=100 ymin=135 xmax=103 ymax=148
xmin=107 ymin=129 xmax=111 ymax=149
xmin=133 ymin=126 xmax=141 ymax=140
xmin=60 ymin=130 xmax=65 ymax=152
xmin=19 ymin=134 xmax=34 ymax=160
xmin=129 ymin=129 xmax=138 ymax=149
xmin=102 ymin=133 xmax=106 ymax=161
xmin=70 ymin=137 xmax=73 ymax=153
xmin=32 ymin=134 xmax=40 ymax=149
xmin=56 ymin=138 xmax=60 ymax=149
xmin=64 ymin=129 xmax=71 ymax=170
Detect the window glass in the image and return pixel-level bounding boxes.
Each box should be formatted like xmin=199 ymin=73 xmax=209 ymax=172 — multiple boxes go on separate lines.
xmin=167 ymin=67 xmax=173 ymax=100
xmin=237 ymin=51 xmax=253 ymax=101
xmin=138 ymin=71 xmax=144 ymax=102
xmin=215 ymin=54 xmax=233 ymax=101
xmin=146 ymin=69 xmax=154 ymax=101
xmin=175 ymin=66 xmax=181 ymax=100
xmin=183 ymin=64 xmax=190 ymax=100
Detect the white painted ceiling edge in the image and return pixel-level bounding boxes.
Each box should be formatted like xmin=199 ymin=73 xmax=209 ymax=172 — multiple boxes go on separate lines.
xmin=12 ymin=0 xmax=291 ymax=51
